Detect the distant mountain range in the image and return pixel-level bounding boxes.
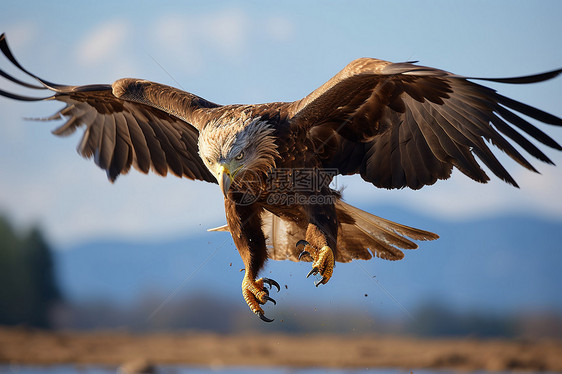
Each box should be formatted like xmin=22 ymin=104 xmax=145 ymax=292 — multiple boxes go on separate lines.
xmin=53 ymin=205 xmax=562 ymax=320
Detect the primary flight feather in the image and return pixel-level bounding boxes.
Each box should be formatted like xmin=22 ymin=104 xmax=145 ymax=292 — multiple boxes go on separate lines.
xmin=1 ymin=33 xmax=561 ymax=322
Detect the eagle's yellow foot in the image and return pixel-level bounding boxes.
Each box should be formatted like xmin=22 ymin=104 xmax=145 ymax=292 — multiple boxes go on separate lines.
xmin=297 ymin=240 xmax=335 ymax=287
xmin=242 ymin=275 xmax=280 ymax=322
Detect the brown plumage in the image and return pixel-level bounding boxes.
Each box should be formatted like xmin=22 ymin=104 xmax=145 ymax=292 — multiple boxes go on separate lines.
xmin=2 ymin=33 xmax=561 ymax=322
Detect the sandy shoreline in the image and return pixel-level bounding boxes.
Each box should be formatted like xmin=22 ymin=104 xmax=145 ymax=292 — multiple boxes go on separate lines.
xmin=0 ymin=327 xmax=561 ymax=372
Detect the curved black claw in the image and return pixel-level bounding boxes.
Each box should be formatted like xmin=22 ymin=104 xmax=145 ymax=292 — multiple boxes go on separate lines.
xmin=258 ymin=312 xmax=274 ymax=323
xmin=263 ymin=295 xmax=277 ymax=305
xmin=262 ymin=278 xmax=280 ymax=292
xmin=298 ymin=250 xmax=310 ymax=261
xmin=296 ymin=239 xmax=310 ymax=250
xmin=315 ymin=277 xmax=327 ymax=287
xmin=297 ymin=240 xmax=313 ymax=262
xmin=307 ymin=267 xmax=319 ymax=278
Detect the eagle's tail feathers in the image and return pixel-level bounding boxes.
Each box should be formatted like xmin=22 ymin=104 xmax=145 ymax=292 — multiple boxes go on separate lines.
xmin=334 ymin=200 xmax=439 ymax=263
xmin=256 ymin=201 xmax=438 ymax=263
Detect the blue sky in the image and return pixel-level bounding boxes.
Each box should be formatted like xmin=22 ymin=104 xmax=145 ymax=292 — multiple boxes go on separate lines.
xmin=1 ymin=0 xmax=561 ymax=247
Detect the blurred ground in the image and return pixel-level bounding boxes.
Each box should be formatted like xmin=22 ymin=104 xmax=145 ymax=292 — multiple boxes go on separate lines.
xmin=0 ymin=327 xmax=560 ymax=372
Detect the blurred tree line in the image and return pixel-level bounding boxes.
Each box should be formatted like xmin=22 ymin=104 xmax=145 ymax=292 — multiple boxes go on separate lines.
xmin=0 ymin=215 xmax=61 ymax=328
xmin=52 ymin=292 xmax=562 ymax=338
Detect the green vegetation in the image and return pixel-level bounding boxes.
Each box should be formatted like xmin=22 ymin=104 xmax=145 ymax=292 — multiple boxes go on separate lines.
xmin=0 ymin=215 xmax=61 ymax=328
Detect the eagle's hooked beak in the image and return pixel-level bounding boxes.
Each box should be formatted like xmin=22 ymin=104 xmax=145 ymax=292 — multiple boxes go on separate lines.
xmin=218 ymin=164 xmax=233 ymax=198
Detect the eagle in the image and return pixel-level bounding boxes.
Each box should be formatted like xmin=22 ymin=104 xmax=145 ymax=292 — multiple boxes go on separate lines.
xmin=1 ymin=33 xmax=561 ymax=322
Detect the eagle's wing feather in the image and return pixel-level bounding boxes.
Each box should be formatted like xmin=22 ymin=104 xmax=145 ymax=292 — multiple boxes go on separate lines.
xmin=288 ymin=58 xmax=562 ymax=189
xmin=0 ymin=33 xmax=218 ymax=183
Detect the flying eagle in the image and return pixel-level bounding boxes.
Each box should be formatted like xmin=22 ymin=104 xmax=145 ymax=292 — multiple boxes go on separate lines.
xmin=1 ymin=33 xmax=561 ymax=322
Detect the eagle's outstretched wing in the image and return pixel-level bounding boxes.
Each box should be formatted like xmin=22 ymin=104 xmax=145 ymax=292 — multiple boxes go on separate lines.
xmin=288 ymin=58 xmax=562 ymax=189
xmin=0 ymin=33 xmax=218 ymax=183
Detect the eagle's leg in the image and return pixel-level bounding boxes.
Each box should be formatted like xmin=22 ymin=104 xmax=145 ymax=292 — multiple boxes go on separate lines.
xmin=242 ymin=275 xmax=280 ymax=322
xmin=298 ymin=203 xmax=338 ymax=286
xmin=225 ymin=199 xmax=279 ymax=322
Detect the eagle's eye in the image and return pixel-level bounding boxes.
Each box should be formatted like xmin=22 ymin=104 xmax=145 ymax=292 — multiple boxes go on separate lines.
xmin=205 ymin=157 xmax=214 ymax=165
xmin=235 ymin=151 xmax=245 ymax=161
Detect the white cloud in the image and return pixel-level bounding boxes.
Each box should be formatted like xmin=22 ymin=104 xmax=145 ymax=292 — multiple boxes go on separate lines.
xmin=200 ymin=8 xmax=248 ymax=57
xmin=151 ymin=15 xmax=205 ymax=72
xmin=75 ymin=19 xmax=130 ymax=66
xmin=150 ymin=8 xmax=251 ymax=73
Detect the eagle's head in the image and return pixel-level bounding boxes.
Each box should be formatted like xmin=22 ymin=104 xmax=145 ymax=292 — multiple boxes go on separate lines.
xmin=198 ymin=115 xmax=279 ymax=198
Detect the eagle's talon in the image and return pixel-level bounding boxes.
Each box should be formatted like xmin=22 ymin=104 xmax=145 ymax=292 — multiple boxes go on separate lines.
xmin=258 ymin=312 xmax=274 ymax=323
xmin=297 ymin=240 xmax=315 ymax=262
xmin=315 ymin=277 xmax=327 ymax=287
xmin=306 ymin=245 xmax=334 ymax=285
xmin=298 ymin=250 xmax=310 ymax=261
xmin=263 ymin=295 xmax=276 ymax=305
xmin=262 ymin=277 xmax=280 ymax=292
xmin=296 ymin=239 xmax=310 ymax=250
xmin=307 ymin=267 xmax=319 ymax=278
xmin=242 ymin=276 xmax=279 ymax=322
